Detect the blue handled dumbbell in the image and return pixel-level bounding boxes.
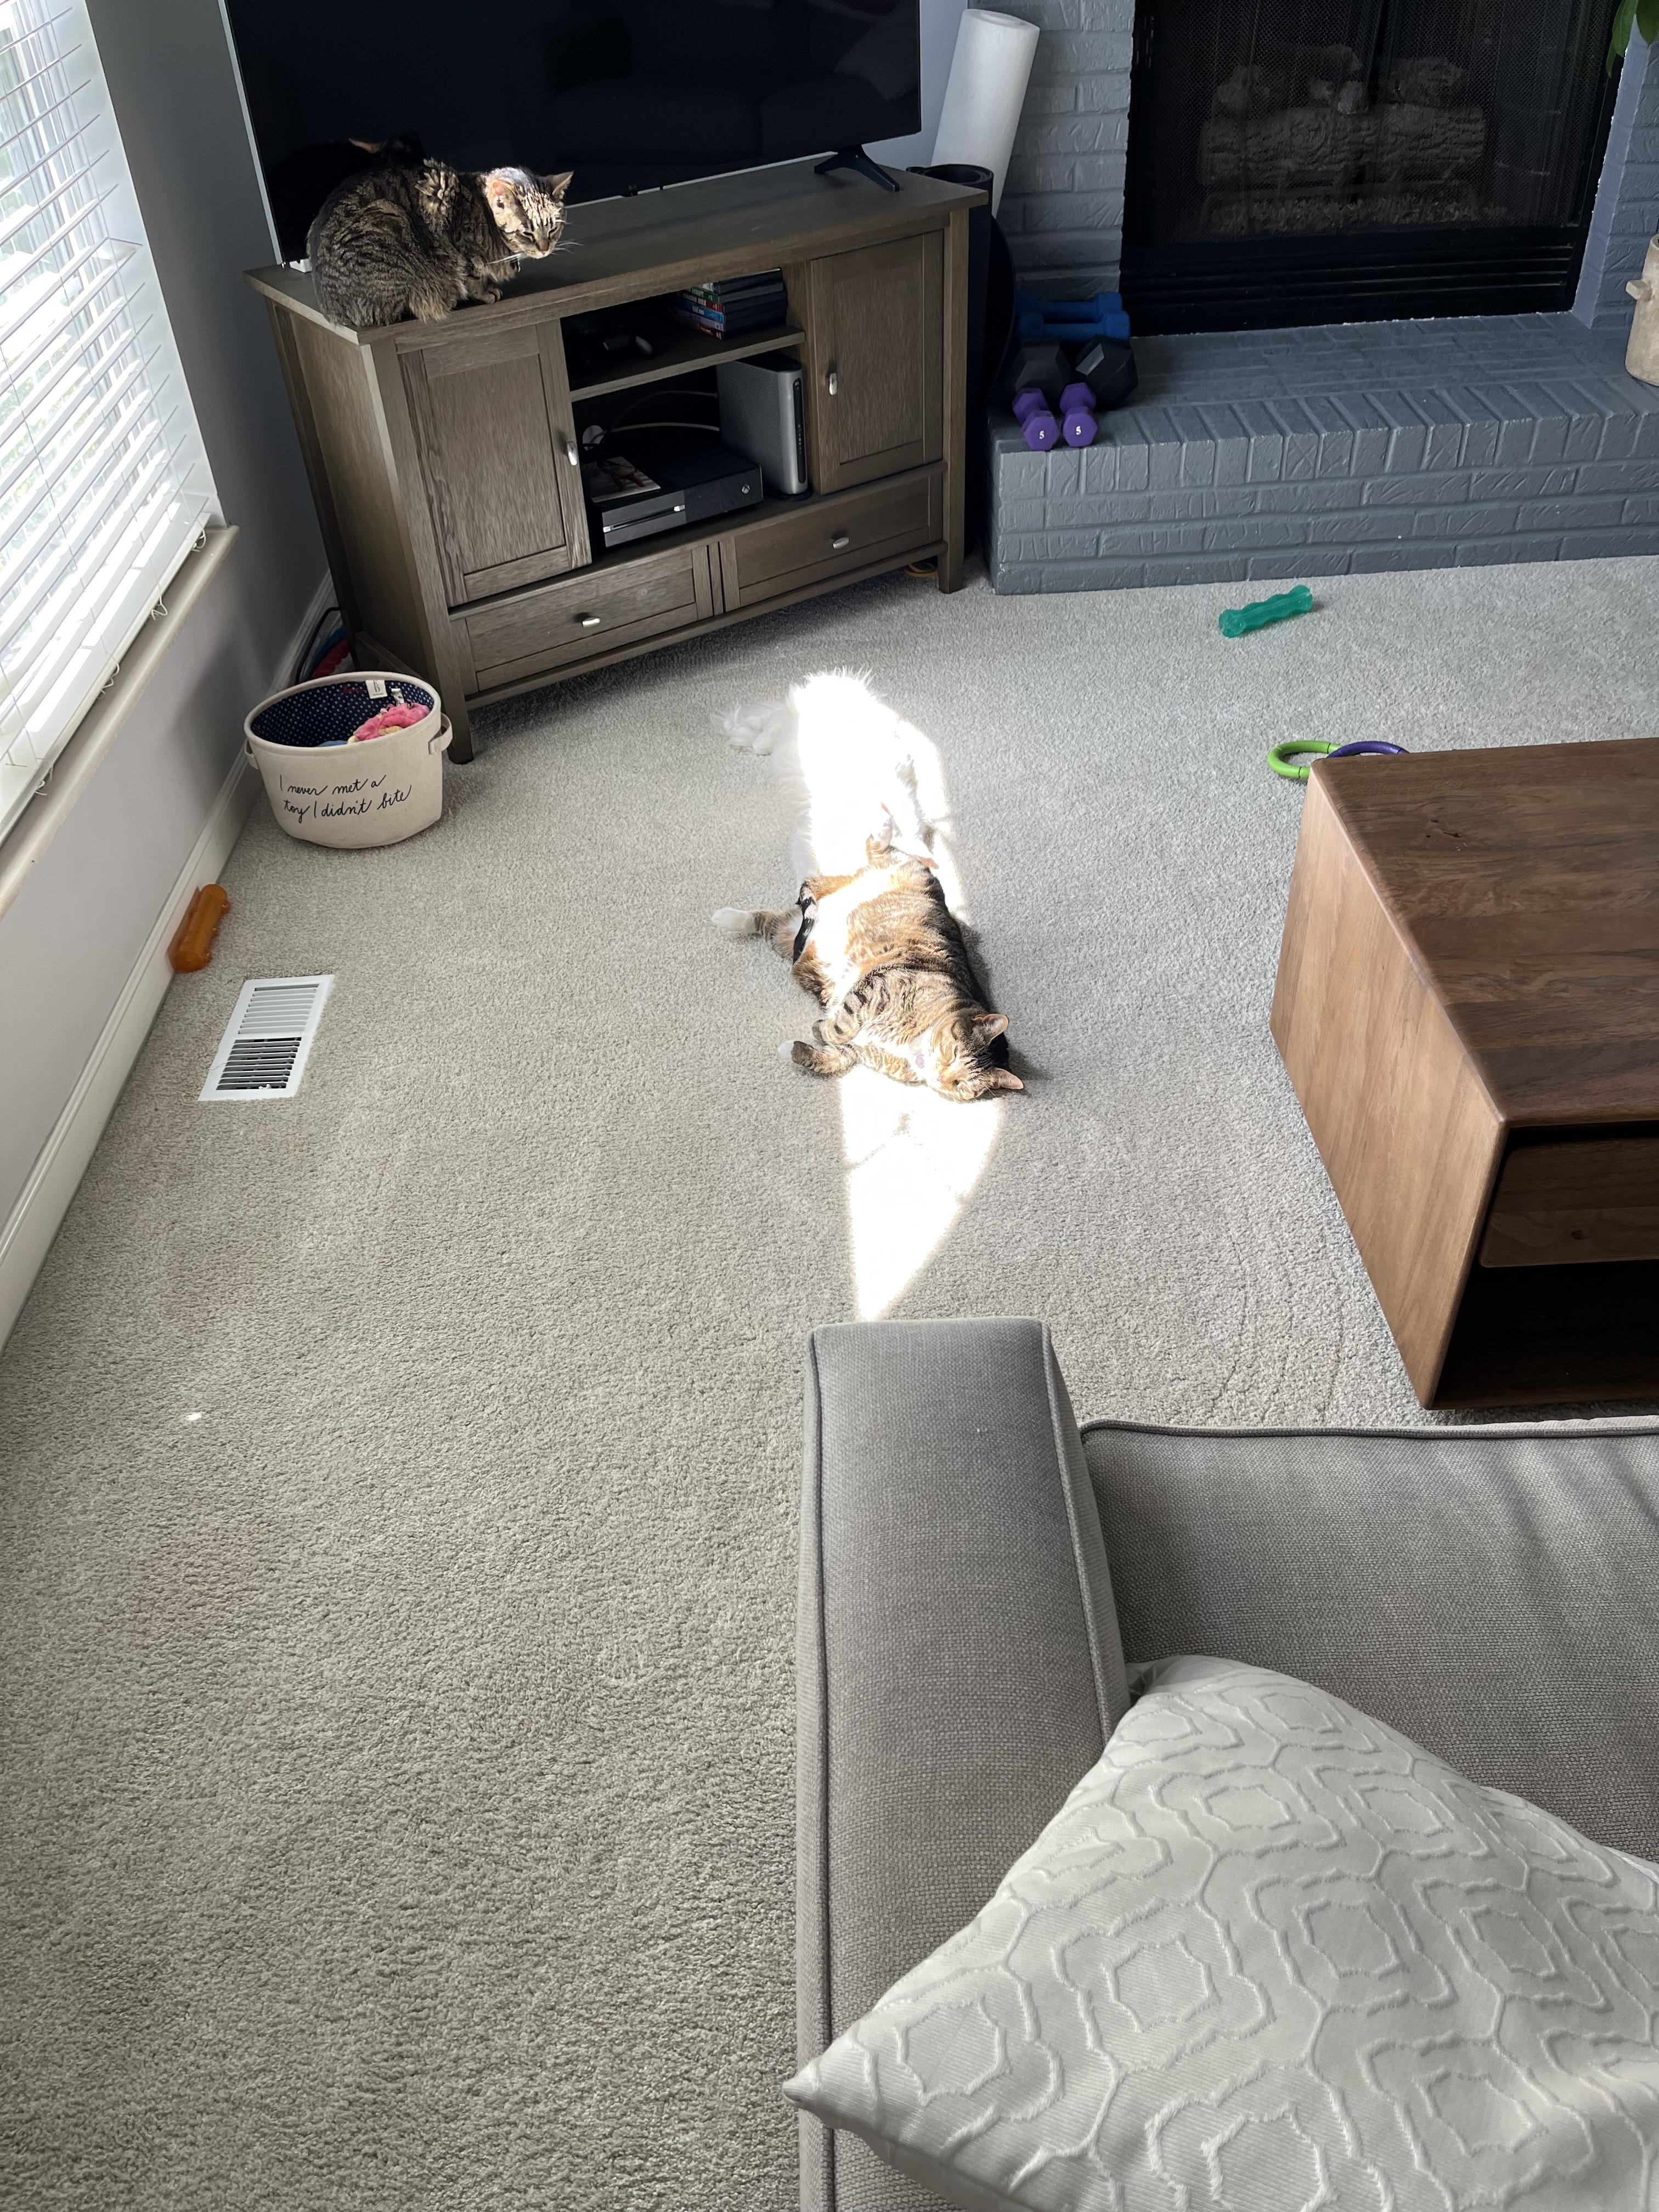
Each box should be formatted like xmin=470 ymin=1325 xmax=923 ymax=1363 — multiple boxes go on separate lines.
xmin=1012 ymin=388 xmax=1060 ymax=451
xmin=1015 ymin=289 xmax=1132 ymax=345
xmin=1059 ymin=382 xmax=1098 ymax=447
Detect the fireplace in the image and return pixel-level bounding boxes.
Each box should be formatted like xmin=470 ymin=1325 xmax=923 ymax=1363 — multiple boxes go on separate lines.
xmin=1119 ymin=0 xmax=1623 ymax=331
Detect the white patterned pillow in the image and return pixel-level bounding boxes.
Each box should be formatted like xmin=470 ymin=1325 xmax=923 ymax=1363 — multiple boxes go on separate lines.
xmin=785 ymin=1657 xmax=1659 ymax=2212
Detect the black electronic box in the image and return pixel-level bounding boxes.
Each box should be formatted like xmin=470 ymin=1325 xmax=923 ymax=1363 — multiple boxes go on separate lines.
xmin=580 ymin=432 xmax=763 ymax=552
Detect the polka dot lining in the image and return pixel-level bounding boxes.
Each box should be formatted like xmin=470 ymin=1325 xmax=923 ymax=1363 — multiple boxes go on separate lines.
xmin=251 ymin=676 xmax=437 ymax=750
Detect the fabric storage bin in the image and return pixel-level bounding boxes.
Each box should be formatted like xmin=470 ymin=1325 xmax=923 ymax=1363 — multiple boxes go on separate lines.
xmin=245 ymin=673 xmax=452 ymax=849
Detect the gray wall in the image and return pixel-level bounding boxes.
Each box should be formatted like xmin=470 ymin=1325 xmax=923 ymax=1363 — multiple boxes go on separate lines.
xmin=994 ymin=0 xmax=1135 ymax=298
xmin=0 ymin=0 xmax=323 ymax=1251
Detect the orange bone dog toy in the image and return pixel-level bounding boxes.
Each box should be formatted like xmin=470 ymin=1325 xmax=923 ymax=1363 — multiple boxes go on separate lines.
xmin=168 ymin=883 xmax=230 ymax=973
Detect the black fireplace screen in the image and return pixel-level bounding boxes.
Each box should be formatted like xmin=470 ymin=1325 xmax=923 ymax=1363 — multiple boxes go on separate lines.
xmin=1120 ymin=0 xmax=1623 ymax=330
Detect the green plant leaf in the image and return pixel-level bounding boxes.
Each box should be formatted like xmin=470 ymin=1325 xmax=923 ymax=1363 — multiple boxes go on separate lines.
xmin=1639 ymin=0 xmax=1659 ymax=44
xmin=1610 ymin=0 xmax=1639 ymax=72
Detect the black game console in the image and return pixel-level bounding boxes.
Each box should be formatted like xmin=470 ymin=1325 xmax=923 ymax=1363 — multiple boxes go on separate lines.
xmin=580 ymin=432 xmax=762 ymax=551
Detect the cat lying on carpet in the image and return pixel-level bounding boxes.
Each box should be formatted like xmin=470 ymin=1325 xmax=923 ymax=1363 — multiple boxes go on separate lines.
xmin=713 ymin=673 xmax=1022 ymax=1102
xmin=308 ymin=159 xmax=571 ymax=328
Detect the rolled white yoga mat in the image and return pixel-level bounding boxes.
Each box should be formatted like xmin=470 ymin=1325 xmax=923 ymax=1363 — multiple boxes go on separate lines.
xmin=930 ymin=8 xmax=1042 ymax=216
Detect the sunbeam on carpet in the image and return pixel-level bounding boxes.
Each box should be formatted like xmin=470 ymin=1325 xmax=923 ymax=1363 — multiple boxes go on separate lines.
xmin=840 ymin=1069 xmax=1001 ymax=1317
xmin=791 ymin=677 xmax=1002 ymax=1317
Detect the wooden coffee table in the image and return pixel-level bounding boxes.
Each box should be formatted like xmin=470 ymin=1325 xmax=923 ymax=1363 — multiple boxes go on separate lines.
xmin=1271 ymin=735 xmax=1659 ymax=1409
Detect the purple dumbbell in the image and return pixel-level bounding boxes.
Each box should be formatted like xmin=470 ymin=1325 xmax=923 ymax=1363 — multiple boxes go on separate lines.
xmin=1012 ymin=388 xmax=1059 ymax=450
xmin=1059 ymin=382 xmax=1098 ymax=447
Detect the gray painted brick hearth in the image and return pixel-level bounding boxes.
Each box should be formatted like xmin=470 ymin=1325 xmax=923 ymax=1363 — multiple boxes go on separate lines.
xmin=987 ymin=315 xmax=1659 ymax=591
xmin=994 ymin=0 xmax=1134 ymax=295
xmin=1578 ymin=35 xmax=1659 ymax=325
xmin=986 ymin=20 xmax=1659 ymax=587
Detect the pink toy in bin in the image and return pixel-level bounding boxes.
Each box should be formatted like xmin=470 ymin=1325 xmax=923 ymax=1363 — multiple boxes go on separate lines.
xmin=349 ymin=702 xmax=428 ymax=743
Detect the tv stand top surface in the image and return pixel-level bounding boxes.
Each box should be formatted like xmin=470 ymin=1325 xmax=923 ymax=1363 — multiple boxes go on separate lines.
xmin=246 ymin=158 xmax=985 ymax=347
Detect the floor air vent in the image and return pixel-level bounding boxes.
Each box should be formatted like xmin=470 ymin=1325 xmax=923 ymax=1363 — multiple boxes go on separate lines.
xmin=200 ymin=976 xmax=334 ymax=1102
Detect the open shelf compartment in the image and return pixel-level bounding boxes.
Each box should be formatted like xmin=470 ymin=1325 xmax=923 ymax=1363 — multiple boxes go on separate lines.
xmin=567 ymin=324 xmax=805 ymax=402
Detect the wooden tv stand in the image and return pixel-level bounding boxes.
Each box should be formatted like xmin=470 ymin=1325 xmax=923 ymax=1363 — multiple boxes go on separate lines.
xmin=247 ymin=161 xmax=984 ymax=760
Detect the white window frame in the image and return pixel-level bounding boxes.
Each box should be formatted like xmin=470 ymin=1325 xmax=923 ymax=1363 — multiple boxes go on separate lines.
xmin=0 ymin=0 xmax=220 ymax=845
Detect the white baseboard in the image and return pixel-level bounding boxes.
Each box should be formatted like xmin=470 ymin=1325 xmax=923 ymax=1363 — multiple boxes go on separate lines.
xmin=0 ymin=571 xmax=332 ymax=1351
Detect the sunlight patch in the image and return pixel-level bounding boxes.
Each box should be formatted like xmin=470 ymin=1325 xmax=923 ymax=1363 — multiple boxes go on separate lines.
xmin=780 ymin=669 xmax=1002 ymax=1319
xmin=840 ymin=1070 xmax=1003 ymax=1319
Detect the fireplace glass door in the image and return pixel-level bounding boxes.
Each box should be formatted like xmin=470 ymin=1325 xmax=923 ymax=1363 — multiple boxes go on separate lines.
xmin=1120 ymin=0 xmax=1622 ymax=330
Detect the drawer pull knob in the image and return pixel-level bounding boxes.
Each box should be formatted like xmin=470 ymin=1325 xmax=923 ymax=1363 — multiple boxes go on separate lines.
xmin=827 ymin=366 xmax=838 ymax=398
xmin=578 ymin=613 xmax=601 ymax=629
xmin=830 ymin=532 xmax=851 ymax=551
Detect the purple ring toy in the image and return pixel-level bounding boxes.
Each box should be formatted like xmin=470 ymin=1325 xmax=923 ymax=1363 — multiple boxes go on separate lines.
xmin=1327 ymin=741 xmax=1408 ymax=758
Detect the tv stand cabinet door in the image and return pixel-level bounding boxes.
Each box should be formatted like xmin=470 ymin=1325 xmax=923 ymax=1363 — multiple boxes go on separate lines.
xmin=806 ymin=233 xmax=943 ymax=495
xmin=402 ymin=321 xmax=589 ymax=606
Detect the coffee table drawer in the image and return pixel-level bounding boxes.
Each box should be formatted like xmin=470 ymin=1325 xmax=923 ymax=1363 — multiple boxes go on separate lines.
xmin=1479 ymin=1132 xmax=1659 ymax=1267
xmin=721 ymin=472 xmax=942 ymax=608
xmin=461 ymin=543 xmax=714 ymax=689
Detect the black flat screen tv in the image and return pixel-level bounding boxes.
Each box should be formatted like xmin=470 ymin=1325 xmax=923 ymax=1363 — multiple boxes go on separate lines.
xmin=222 ymin=0 xmax=923 ymax=262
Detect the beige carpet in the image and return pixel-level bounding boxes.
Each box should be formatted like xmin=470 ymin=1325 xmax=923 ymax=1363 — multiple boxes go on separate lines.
xmin=3 ymin=555 xmax=1658 ymax=2208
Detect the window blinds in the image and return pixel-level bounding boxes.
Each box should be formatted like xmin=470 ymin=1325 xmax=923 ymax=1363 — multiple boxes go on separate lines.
xmin=0 ymin=0 xmax=217 ymax=843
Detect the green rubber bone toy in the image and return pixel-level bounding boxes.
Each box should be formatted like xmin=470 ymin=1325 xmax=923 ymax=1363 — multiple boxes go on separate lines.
xmin=1218 ymin=584 xmax=1314 ymax=639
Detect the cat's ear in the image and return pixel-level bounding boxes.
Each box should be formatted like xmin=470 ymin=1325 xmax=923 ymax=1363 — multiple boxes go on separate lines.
xmin=544 ymin=170 xmax=574 ymax=201
xmin=483 ymin=172 xmax=520 ymax=222
xmin=972 ymin=1011 xmax=1008 ymax=1041
xmin=984 ymin=1068 xmax=1024 ymax=1091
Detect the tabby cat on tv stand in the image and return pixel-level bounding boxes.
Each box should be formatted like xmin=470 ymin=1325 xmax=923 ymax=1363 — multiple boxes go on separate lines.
xmin=308 ymin=160 xmax=571 ymax=329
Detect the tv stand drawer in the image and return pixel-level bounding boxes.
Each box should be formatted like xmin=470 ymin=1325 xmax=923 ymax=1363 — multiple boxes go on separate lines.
xmin=718 ymin=472 xmax=942 ymax=609
xmin=458 ymin=541 xmax=716 ymax=689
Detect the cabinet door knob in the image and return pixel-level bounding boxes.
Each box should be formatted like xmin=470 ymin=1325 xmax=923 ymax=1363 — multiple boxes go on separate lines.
xmin=826 ymin=366 xmax=838 ymax=398
xmin=578 ymin=613 xmax=601 ymax=629
xmin=563 ymin=437 xmax=578 ymax=466
xmin=830 ymin=532 xmax=851 ymax=551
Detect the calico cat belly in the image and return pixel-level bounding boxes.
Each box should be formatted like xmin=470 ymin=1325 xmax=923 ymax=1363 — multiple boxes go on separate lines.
xmin=784 ymin=851 xmax=1022 ymax=1099
xmin=798 ymin=861 xmax=915 ymax=1006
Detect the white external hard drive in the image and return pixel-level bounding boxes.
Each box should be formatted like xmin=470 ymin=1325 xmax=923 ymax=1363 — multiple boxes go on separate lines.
xmin=716 ymin=352 xmax=809 ymax=496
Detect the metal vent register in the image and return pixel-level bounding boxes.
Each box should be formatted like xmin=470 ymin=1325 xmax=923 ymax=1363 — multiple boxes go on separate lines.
xmin=200 ymin=977 xmax=334 ymax=1102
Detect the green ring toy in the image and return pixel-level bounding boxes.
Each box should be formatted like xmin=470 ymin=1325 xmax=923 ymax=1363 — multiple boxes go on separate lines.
xmin=1268 ymin=738 xmax=1335 ymax=782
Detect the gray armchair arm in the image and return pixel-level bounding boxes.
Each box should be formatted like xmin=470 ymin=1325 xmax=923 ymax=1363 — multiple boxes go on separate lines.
xmin=797 ymin=1319 xmax=1127 ymax=2212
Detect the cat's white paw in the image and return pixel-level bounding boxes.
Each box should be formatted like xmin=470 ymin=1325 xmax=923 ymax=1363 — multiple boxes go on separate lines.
xmin=712 ymin=907 xmax=754 ymax=938
xmin=719 ymin=701 xmax=784 ymax=755
xmin=777 ymin=1040 xmax=798 ymax=1062
xmin=716 ymin=705 xmax=754 ymax=752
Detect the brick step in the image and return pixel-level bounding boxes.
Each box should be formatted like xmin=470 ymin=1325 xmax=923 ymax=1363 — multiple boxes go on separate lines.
xmin=988 ymin=314 xmax=1659 ymax=591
